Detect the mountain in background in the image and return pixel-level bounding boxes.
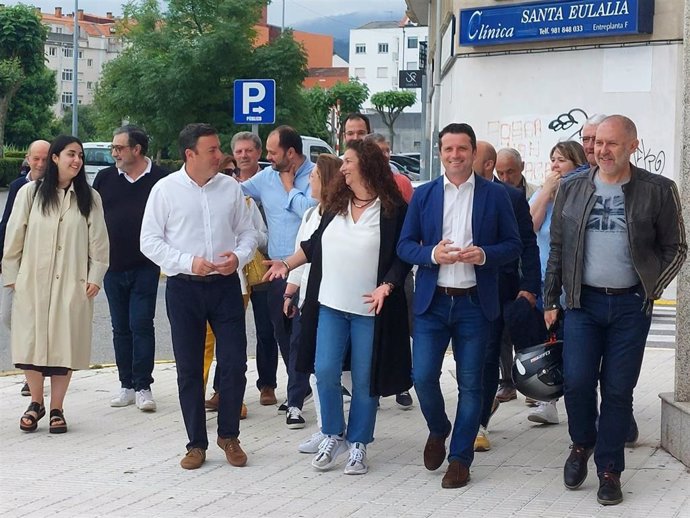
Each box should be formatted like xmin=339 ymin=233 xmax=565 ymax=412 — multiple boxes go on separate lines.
xmin=291 ymin=10 xmax=405 ymax=61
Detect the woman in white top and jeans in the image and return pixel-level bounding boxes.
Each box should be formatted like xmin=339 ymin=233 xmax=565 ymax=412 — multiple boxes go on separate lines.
xmin=264 ymin=140 xmax=412 ymax=475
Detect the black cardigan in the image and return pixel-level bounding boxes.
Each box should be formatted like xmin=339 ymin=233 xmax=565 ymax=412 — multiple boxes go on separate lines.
xmin=295 ymin=203 xmax=413 ymax=397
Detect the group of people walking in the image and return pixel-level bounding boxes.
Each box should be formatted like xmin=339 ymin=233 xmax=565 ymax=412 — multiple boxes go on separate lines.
xmin=1 ymin=112 xmax=684 ymax=507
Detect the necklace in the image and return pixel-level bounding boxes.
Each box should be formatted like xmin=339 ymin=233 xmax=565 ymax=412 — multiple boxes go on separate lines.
xmin=352 ymin=197 xmax=376 ymax=209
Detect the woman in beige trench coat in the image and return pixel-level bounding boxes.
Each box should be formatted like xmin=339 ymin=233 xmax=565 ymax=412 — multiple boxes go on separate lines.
xmin=2 ymin=135 xmax=109 ymax=434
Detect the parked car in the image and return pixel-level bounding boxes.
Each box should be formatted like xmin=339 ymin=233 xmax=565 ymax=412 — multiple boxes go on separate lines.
xmin=390 ymin=160 xmax=420 ymax=182
xmin=83 ymin=142 xmax=115 ymax=185
xmin=397 ymin=152 xmax=420 ymax=162
xmin=259 ymin=136 xmax=335 ymax=169
xmin=390 ymin=154 xmax=421 ymax=176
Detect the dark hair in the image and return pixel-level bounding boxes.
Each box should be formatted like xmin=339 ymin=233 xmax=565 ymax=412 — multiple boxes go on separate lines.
xmin=550 ymin=141 xmax=587 ymax=169
xmin=178 ymin=123 xmax=218 ymax=162
xmin=219 ymin=154 xmax=237 ymax=175
xmin=325 ymin=139 xmax=404 ymax=217
xmin=314 ymin=154 xmax=342 ymax=210
xmin=344 ymin=112 xmax=371 ymax=133
xmin=37 ymin=135 xmax=93 ymax=218
xmin=439 ymin=123 xmax=477 ymax=151
xmin=114 ymin=124 xmax=149 ymax=156
xmin=271 ymin=125 xmax=302 ymax=156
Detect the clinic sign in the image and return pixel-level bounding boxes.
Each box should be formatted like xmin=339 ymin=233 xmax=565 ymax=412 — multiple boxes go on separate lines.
xmin=459 ymin=0 xmax=654 ymax=46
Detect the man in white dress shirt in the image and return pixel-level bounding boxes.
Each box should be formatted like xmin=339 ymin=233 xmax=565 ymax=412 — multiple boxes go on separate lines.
xmin=141 ymin=123 xmax=258 ymax=470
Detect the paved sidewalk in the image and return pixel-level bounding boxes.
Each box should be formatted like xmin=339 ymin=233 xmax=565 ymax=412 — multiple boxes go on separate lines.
xmin=0 ymin=348 xmax=688 ymax=518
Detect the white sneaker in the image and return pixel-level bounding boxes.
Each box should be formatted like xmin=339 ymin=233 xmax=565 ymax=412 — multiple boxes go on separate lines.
xmin=110 ymin=388 xmax=135 ymax=407
xmin=298 ymin=431 xmax=326 ymax=454
xmin=136 ymin=389 xmax=157 ymax=412
xmin=344 ymin=442 xmax=368 ymax=475
xmin=528 ymin=400 xmax=559 ymax=424
xmin=311 ymin=435 xmax=348 ymax=471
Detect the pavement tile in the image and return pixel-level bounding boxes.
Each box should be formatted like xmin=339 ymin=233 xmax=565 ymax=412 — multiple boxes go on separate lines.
xmin=0 ymin=349 xmax=688 ymax=517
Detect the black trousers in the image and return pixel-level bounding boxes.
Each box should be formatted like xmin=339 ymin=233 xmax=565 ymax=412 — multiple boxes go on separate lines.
xmin=166 ymin=274 xmax=247 ymax=450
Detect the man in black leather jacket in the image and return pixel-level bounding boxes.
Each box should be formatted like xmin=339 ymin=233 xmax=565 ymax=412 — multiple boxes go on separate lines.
xmin=544 ymin=115 xmax=686 ymax=506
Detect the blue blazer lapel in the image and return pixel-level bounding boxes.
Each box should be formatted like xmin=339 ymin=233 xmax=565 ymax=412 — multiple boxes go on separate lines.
xmin=472 ymin=174 xmax=488 ymax=241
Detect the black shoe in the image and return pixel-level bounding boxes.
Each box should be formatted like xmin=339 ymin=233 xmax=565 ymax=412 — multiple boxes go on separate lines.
xmin=286 ymin=406 xmax=306 ymax=429
xmin=563 ymin=444 xmax=594 ymax=489
xmin=396 ymin=391 xmax=413 ymax=409
xmin=277 ymin=399 xmax=288 ymax=414
xmin=625 ymin=415 xmax=639 ymax=447
xmin=597 ymin=472 xmax=623 ymax=505
xmin=21 ymin=382 xmax=30 ymax=397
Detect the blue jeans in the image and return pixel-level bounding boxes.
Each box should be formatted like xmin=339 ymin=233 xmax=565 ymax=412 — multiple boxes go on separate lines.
xmin=563 ymin=287 xmax=651 ymax=474
xmin=479 ymin=316 xmax=504 ymax=427
xmin=315 ymin=305 xmax=378 ymax=444
xmin=166 ymin=274 xmax=247 ymax=450
xmin=103 ymin=263 xmax=160 ymax=391
xmin=413 ymin=291 xmax=489 ymax=468
xmin=286 ymin=310 xmax=311 ymax=408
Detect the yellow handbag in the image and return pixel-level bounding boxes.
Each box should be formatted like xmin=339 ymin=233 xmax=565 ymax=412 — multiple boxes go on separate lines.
xmin=243 ymin=197 xmax=269 ymax=286
xmin=244 ymin=249 xmax=269 ymax=287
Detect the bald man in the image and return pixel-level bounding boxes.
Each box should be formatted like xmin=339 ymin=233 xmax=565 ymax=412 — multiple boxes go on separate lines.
xmin=472 ymin=141 xmax=541 ymax=451
xmin=544 ymin=115 xmax=686 ymax=505
xmin=0 ymin=139 xmax=50 ymax=396
xmin=495 ymin=148 xmax=537 ymax=200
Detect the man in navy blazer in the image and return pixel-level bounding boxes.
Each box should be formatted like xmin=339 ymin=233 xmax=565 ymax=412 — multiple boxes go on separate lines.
xmin=397 ymin=123 xmax=521 ymax=488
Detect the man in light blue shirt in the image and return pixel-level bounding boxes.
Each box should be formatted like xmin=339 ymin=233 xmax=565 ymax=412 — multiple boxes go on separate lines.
xmin=241 ymin=125 xmax=316 ymax=427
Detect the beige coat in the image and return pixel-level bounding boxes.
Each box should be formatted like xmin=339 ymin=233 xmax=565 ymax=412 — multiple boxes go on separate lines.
xmin=2 ymin=182 xmax=109 ymax=369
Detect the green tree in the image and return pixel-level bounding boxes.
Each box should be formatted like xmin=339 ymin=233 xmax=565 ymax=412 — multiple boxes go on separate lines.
xmin=0 ymin=5 xmax=49 ymax=157
xmin=5 ymin=67 xmax=58 ymax=147
xmin=95 ymin=0 xmax=308 ymax=157
xmin=57 ymin=105 xmax=105 ymax=142
xmin=370 ymin=90 xmax=416 ymax=152
xmin=301 ymin=79 xmax=369 ymax=146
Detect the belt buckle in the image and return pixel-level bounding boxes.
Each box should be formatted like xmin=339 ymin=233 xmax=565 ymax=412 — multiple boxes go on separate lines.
xmin=604 ymin=287 xmax=614 ymax=295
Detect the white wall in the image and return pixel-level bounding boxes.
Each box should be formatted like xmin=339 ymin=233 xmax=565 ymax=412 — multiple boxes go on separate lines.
xmin=440 ymin=44 xmax=681 ymax=185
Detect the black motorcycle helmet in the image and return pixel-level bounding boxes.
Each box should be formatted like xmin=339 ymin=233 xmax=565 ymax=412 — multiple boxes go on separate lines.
xmin=512 ymin=337 xmax=564 ymax=401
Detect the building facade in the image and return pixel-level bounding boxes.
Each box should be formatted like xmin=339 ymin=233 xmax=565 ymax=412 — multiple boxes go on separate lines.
xmin=406 ymin=0 xmax=680 ymax=185
xmin=348 ymin=21 xmax=429 ymax=113
xmin=41 ymin=8 xmax=122 ymax=117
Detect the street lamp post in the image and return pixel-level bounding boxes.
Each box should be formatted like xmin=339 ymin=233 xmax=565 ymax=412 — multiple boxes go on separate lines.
xmin=71 ymin=0 xmax=78 ymax=136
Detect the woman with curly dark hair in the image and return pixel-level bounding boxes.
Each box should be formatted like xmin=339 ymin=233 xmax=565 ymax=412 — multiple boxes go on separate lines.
xmin=263 ymin=139 xmax=412 ymax=475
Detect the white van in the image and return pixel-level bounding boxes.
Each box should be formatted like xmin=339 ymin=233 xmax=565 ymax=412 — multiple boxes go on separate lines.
xmin=82 ymin=142 xmax=115 ymax=185
xmin=301 ymin=136 xmax=334 ymax=163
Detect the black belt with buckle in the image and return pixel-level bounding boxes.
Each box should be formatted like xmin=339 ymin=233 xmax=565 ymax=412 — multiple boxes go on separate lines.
xmin=436 ymin=286 xmax=477 ymax=297
xmin=174 ymin=273 xmax=224 ymax=283
xmin=582 ymin=284 xmax=639 ymax=295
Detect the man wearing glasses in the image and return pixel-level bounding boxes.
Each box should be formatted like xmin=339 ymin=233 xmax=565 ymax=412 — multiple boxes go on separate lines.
xmin=93 ymin=125 xmax=168 ymax=412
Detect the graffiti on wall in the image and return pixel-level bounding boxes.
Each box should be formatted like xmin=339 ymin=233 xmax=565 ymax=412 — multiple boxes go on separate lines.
xmin=486 ymin=117 xmax=550 ymax=183
xmin=633 ymin=139 xmax=666 ymax=175
xmin=547 ymin=108 xmax=589 ymax=141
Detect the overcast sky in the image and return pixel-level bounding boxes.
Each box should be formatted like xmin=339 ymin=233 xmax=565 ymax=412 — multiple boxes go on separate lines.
xmin=4 ymin=1 xmax=407 ymax=25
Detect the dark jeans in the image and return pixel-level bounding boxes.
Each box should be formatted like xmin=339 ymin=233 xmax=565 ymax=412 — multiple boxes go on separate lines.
xmin=286 ymin=310 xmax=311 ymax=408
xmin=103 ymin=263 xmax=159 ymax=391
xmin=166 ymin=274 xmax=247 ymax=450
xmin=563 ymin=287 xmax=651 ymax=474
xmin=412 ymin=291 xmax=489 ymax=468
xmin=479 ymin=317 xmax=504 ymax=427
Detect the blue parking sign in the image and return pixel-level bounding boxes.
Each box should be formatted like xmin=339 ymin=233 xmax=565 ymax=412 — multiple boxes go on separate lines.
xmin=233 ymin=79 xmax=276 ymax=125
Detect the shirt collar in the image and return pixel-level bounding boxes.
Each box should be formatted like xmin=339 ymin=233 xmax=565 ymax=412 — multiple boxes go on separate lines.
xmin=443 ymin=171 xmax=476 ymax=190
xmin=118 ymin=157 xmax=152 ymax=180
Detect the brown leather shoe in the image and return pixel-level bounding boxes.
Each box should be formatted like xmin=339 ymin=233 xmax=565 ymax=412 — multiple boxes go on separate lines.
xmin=441 ymin=460 xmax=470 ymax=488
xmin=424 ymin=430 xmax=449 ymax=471
xmin=180 ymin=447 xmax=206 ymax=470
xmin=259 ymin=386 xmax=277 ymax=406
xmin=240 ymin=403 xmax=248 ymax=420
xmin=205 ymin=392 xmax=219 ymax=411
xmin=217 ymin=436 xmax=247 ymax=467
